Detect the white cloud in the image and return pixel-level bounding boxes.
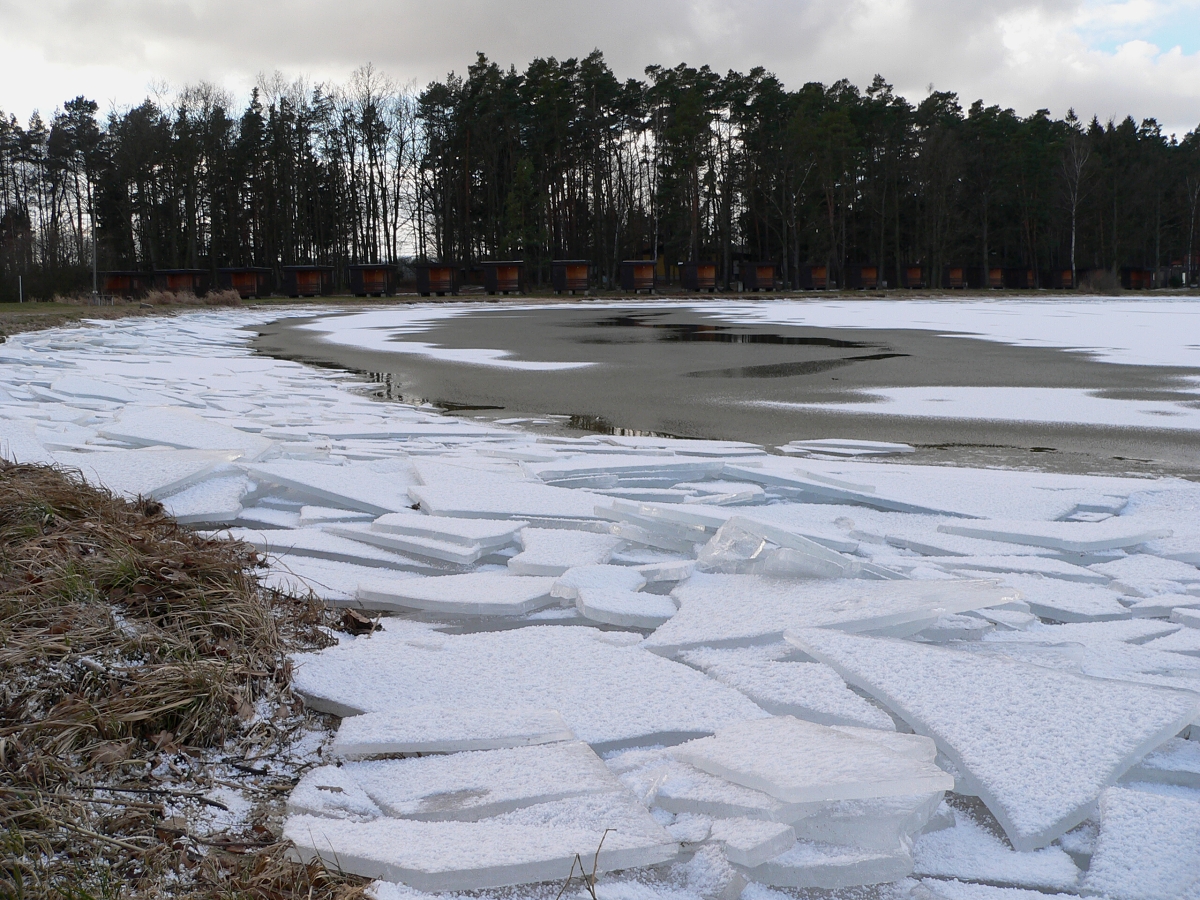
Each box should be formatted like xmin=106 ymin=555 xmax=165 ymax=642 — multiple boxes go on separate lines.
xmin=0 ymin=0 xmax=1198 ymax=134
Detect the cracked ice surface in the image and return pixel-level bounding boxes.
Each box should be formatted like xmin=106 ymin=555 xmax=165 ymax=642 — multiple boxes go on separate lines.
xmin=3 ymin=307 xmax=1200 ymax=897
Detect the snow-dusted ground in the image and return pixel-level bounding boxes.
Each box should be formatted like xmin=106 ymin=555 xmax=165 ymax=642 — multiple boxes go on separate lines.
xmin=3 ymin=306 xmax=1200 ymax=900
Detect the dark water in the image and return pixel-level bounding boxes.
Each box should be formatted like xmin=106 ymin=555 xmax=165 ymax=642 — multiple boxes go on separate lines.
xmin=253 ymin=304 xmax=1200 ymax=479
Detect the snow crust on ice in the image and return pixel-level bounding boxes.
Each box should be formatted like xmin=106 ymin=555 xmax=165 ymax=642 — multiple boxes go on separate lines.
xmin=739 ymin=839 xmax=914 ymax=889
xmin=54 ymin=448 xmax=238 ymax=498
xmin=356 ymin=572 xmax=557 ymax=616
xmin=331 ymin=707 xmax=575 ymax=757
xmin=100 ymin=405 xmax=273 ymax=459
xmin=787 ymin=627 xmax=1200 ymax=850
xmin=940 ymin=518 xmax=1171 ymax=553
xmin=509 ymin=528 xmax=625 ymax=575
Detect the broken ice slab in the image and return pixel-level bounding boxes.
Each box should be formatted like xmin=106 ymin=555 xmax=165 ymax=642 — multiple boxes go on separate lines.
xmin=1089 ymin=553 xmax=1200 ymax=592
xmin=791 ymin=791 xmax=943 ymax=851
xmin=523 ymin=456 xmax=724 ymax=487
xmin=286 ymin=764 xmax=383 ymax=821
xmin=697 ymin=517 xmax=902 ymax=580
xmin=786 ymin=627 xmax=1200 ymax=850
xmin=575 ymin=587 xmax=677 ymax=629
xmin=1119 ymin=737 xmax=1200 ymax=787
xmin=780 ymin=439 xmax=915 ymax=458
xmin=709 ymin=818 xmax=797 ymax=867
xmin=643 ymin=575 xmax=1021 ymax=656
xmin=228 ymin=527 xmax=423 ymax=569
xmin=678 ymin=649 xmax=896 ymax=731
xmin=552 ymin=565 xmax=647 ymax=601
xmin=508 ymin=528 xmax=625 ymax=575
xmin=326 ymin=523 xmax=490 ymax=565
xmin=920 ymin=880 xmax=1080 ymax=900
xmin=260 ymin=557 xmax=420 ymax=604
xmin=1129 ymin=594 xmax=1200 ymax=619
xmin=99 ymin=405 xmax=274 ymax=459
xmin=1173 ymin=608 xmax=1200 ymax=628
xmin=1082 ymin=786 xmax=1200 ymax=900
xmin=371 ymin=512 xmax=526 ymax=548
xmin=284 ymin=791 xmax=677 ymax=891
xmin=996 ymin=575 xmax=1131 ymax=623
xmin=244 ymin=460 xmax=417 ymax=515
xmin=50 ymin=374 xmax=141 ymax=403
xmin=738 ymin=839 xmax=914 ymax=889
xmin=356 ymin=572 xmax=557 ymax=617
xmin=54 ymin=448 xmax=238 ymax=499
xmin=409 ymin=480 xmax=608 ymax=520
xmin=328 ymin=741 xmax=619 ymax=821
xmin=938 ymin=519 xmax=1172 ymax=553
xmin=0 ymin=419 xmax=56 ymax=465
xmin=290 ymin=624 xmax=765 ymax=748
xmin=673 ymin=716 xmax=953 ymax=804
xmin=916 ymin=614 xmax=996 ymax=642
xmin=929 ymin=555 xmax=1109 ymax=584
xmin=635 ymin=559 xmax=696 ymax=583
xmin=331 ymin=707 xmax=575 ymax=757
xmin=912 ymin=810 xmax=1080 ymax=890
xmin=298 ymin=506 xmax=374 ymax=526
xmin=160 ymin=473 xmax=252 ymax=524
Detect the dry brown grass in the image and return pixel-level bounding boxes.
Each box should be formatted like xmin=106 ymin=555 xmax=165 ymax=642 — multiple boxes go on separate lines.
xmin=138 ymin=290 xmax=242 ymax=308
xmin=0 ymin=462 xmax=366 ymax=900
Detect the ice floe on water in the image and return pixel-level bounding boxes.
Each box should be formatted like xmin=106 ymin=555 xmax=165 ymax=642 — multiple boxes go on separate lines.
xmin=2 ymin=305 xmax=1200 ymax=899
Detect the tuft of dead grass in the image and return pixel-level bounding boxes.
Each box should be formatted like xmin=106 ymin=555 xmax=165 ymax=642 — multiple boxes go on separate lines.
xmin=0 ymin=461 xmax=365 ymax=900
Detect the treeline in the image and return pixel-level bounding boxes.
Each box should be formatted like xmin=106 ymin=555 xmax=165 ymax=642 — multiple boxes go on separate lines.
xmin=3 ymin=52 xmax=1200 ymax=299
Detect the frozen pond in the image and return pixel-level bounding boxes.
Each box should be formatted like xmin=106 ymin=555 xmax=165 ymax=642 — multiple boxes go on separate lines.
xmin=256 ymin=298 xmax=1200 ymax=477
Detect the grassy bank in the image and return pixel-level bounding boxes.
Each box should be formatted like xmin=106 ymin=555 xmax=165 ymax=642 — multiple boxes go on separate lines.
xmin=0 ymin=462 xmax=365 ymax=900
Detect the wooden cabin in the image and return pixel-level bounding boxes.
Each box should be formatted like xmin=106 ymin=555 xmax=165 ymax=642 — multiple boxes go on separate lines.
xmin=846 ymin=265 xmax=880 ymax=290
xmin=552 ymin=260 xmax=589 ymax=294
xmin=414 ymin=263 xmax=459 ymax=297
xmin=966 ymin=266 xmax=1005 ymax=289
xmin=943 ymin=266 xmax=967 ymax=289
xmin=796 ymin=265 xmax=829 ymax=290
xmin=900 ymin=266 xmax=927 ymax=289
xmin=282 ymin=265 xmax=335 ymax=298
xmin=620 ymin=260 xmax=656 ymax=293
xmin=217 ymin=267 xmax=272 ymax=299
xmin=1121 ymin=267 xmax=1154 ymax=290
xmin=1044 ymin=268 xmax=1075 ymax=290
xmin=741 ymin=262 xmax=776 ymax=292
xmin=100 ymin=271 xmax=150 ymax=298
xmin=1004 ymin=267 xmax=1037 ymax=290
xmin=481 ymin=261 xmax=524 ymax=295
xmin=153 ymin=269 xmax=208 ymax=295
xmin=348 ymin=264 xmax=398 ymax=297
xmin=679 ymin=261 xmax=717 ymax=292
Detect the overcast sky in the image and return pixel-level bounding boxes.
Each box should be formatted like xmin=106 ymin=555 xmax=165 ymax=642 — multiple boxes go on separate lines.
xmin=2 ymin=0 xmax=1199 ymax=135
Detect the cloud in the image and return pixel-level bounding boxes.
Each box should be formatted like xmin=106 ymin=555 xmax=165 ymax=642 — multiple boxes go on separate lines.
xmin=1 ymin=0 xmax=1198 ymax=134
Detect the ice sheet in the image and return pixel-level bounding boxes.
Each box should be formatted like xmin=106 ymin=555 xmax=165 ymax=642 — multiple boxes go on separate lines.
xmin=356 ymin=572 xmax=557 ymax=616
xmin=708 ymin=818 xmax=796 ymax=867
xmin=509 ymin=528 xmax=625 ymax=575
xmin=246 ymin=460 xmax=418 ymax=515
xmin=372 ymin=512 xmax=525 ymax=547
xmin=54 ymin=448 xmax=237 ymax=498
xmin=411 ymin=481 xmax=609 ymax=520
xmin=739 ymin=839 xmax=914 ymax=889
xmin=100 ymin=405 xmax=273 ymax=459
xmin=939 ymin=519 xmax=1172 ymax=553
xmin=787 ymin=627 xmax=1200 ymax=850
xmin=996 ymin=575 xmax=1131 ymax=623
xmin=331 ymin=707 xmax=575 ymax=757
xmin=161 ymin=473 xmax=252 ymax=524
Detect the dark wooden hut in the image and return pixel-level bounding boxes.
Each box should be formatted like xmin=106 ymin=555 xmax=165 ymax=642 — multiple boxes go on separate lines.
xmin=414 ymin=263 xmax=459 ymax=297
xmin=1121 ymin=267 xmax=1154 ymax=290
xmin=348 ymin=264 xmax=398 ymax=297
xmin=966 ymin=266 xmax=1005 ymax=289
xmin=100 ymin=271 xmax=151 ymax=298
xmin=152 ymin=269 xmax=209 ymax=295
xmin=680 ymin=261 xmax=717 ymax=292
xmin=942 ymin=266 xmax=967 ymax=289
xmin=741 ymin=262 xmax=776 ymax=292
xmin=845 ymin=265 xmax=880 ymax=290
xmin=1004 ymin=267 xmax=1037 ymax=290
xmin=900 ymin=265 xmax=927 ymax=289
xmin=281 ymin=265 xmax=334 ymax=297
xmin=620 ymin=260 xmax=657 ymax=293
xmin=552 ymin=260 xmax=589 ymax=294
xmin=796 ymin=265 xmax=829 ymax=290
xmin=481 ymin=261 xmax=524 ymax=295
xmin=218 ymin=267 xmax=272 ymax=299
xmin=1044 ymin=268 xmax=1075 ymax=290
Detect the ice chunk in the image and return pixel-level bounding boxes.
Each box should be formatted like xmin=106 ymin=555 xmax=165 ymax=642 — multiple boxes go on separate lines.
xmin=298 ymin=506 xmax=374 ymax=526
xmin=356 ymin=572 xmax=557 ymax=616
xmin=998 ymin=575 xmax=1131 ymax=623
xmin=371 ymin=512 xmax=525 ymax=548
xmin=327 ymin=523 xmax=491 ymax=565
xmin=697 ymin=517 xmax=901 ymax=580
xmin=930 ymin=555 xmax=1108 ymax=584
xmin=648 ymin=759 xmax=818 ymax=822
xmin=1120 ymin=737 xmax=1200 ymax=787
xmin=410 ymin=481 xmax=608 ymax=520
xmin=635 ymin=559 xmax=696 ymax=583
xmin=1173 ymin=608 xmax=1200 ymax=628
xmin=780 ymin=439 xmax=915 ymax=458
xmin=643 ymin=575 xmax=1020 ymax=655
xmin=709 ymin=818 xmax=796 ymax=867
xmin=678 ymin=649 xmax=896 ymax=731
xmin=508 ymin=528 xmax=625 ymax=576
xmin=920 ymin=881 xmax=1079 ymax=900
xmin=739 ymin=839 xmax=914 ymax=888
xmin=791 ymin=791 xmax=944 ymax=850
xmin=260 ymin=557 xmax=419 ymax=604
xmin=335 ymin=741 xmax=618 ymax=820
xmin=51 ymin=374 xmax=140 ymax=403
xmin=245 ymin=460 xmax=417 ymax=515
xmin=577 ymin=588 xmax=678 ymax=629
xmin=916 ymin=614 xmax=996 ymax=642
xmin=1082 ymin=786 xmax=1200 ymax=900
xmin=228 ymin=527 xmax=421 ymax=569
xmin=54 ymin=448 xmax=237 ymax=498
xmin=787 ymin=627 xmax=1200 ymax=850
xmin=672 ymin=716 xmax=953 ymax=804
xmin=1089 ymin=554 xmax=1200 ymax=593
xmin=0 ymin=419 xmax=56 ymax=464
xmin=160 ymin=474 xmax=252 ymax=524
xmin=291 ymin=624 xmax=765 ymax=747
xmin=285 ymin=791 xmax=676 ymax=891
xmin=552 ymin=565 xmax=647 ymax=600
xmin=100 ymin=406 xmax=272 ymax=459
xmin=287 ymin=765 xmax=382 ymax=820
xmin=912 ymin=812 xmax=1080 ymax=890
xmin=1129 ymin=594 xmax=1200 ymax=619
xmin=938 ymin=519 xmax=1171 ymax=553
xmin=332 ymin=708 xmax=575 ymax=757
